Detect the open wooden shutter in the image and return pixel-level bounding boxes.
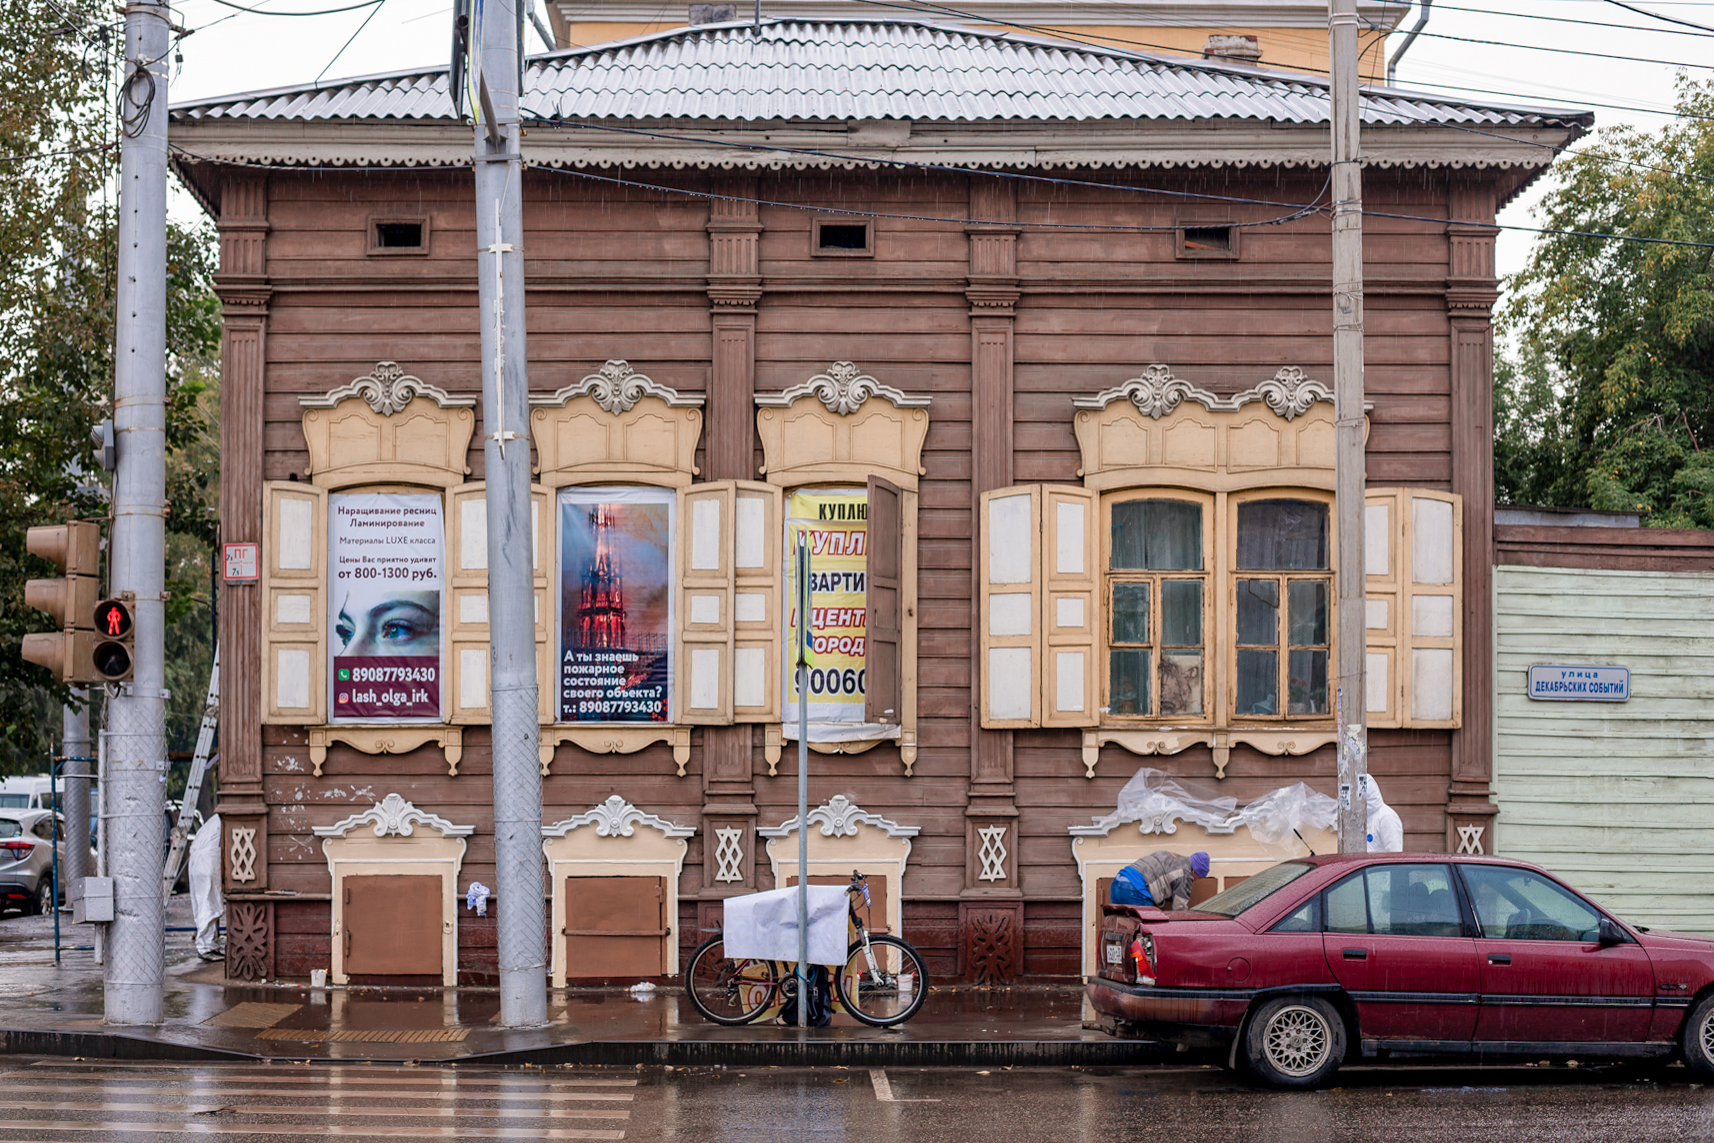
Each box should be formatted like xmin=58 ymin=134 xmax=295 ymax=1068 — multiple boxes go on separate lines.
xmin=865 ymin=476 xmax=903 ymax=725
xmin=446 ymin=482 xmax=552 ymax=725
xmin=1402 ymin=490 xmax=1463 ymax=727
xmin=1363 ymin=488 xmax=1403 ymax=729
xmin=262 ymin=481 xmax=327 ymax=724
xmin=980 ymin=486 xmax=1041 ymax=728
xmin=678 ymin=482 xmax=735 ymax=724
xmin=1041 ymin=485 xmax=1098 ymax=727
xmin=733 ymin=480 xmax=783 ymax=722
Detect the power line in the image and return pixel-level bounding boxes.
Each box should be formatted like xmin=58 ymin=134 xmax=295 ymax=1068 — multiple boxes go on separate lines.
xmin=314 ymin=0 xmax=387 ymax=83
xmin=1375 ymin=0 xmax=1714 ymax=36
xmin=194 ymin=0 xmax=384 ymax=15
xmin=1369 ymin=24 xmax=1714 ymax=70
xmin=1601 ymin=0 xmax=1714 ymax=33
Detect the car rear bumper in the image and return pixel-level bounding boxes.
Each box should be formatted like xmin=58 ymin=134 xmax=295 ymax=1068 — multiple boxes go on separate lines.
xmin=1086 ymin=978 xmax=1251 ymax=1044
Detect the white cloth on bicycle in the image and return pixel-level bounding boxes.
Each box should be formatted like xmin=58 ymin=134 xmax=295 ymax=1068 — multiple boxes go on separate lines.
xmin=720 ymin=885 xmax=849 ymax=966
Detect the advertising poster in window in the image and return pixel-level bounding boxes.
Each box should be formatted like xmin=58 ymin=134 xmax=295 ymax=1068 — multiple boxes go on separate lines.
xmin=328 ymin=492 xmax=444 ymax=722
xmin=558 ymin=487 xmax=674 ymax=723
xmin=784 ymin=486 xmax=873 ymax=733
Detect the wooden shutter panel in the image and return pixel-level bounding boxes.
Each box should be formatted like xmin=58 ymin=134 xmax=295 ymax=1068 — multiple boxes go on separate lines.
xmin=1402 ymin=490 xmax=1463 ymax=728
xmin=733 ymin=480 xmax=783 ymax=722
xmin=1363 ymin=488 xmax=1403 ymax=729
xmin=678 ymin=482 xmax=735 ymax=724
xmin=865 ymin=476 xmax=903 ymax=725
xmin=446 ymin=483 xmax=553 ymax=725
xmin=980 ymin=486 xmax=1042 ymax=728
xmin=1042 ymin=485 xmax=1098 ymax=727
xmin=262 ymin=481 xmax=327 ymax=724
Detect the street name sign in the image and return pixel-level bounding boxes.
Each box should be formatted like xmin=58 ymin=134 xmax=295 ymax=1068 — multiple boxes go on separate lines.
xmin=1527 ymin=665 xmax=1630 ymax=702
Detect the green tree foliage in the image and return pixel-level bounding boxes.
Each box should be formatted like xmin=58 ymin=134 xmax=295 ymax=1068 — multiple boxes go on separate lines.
xmin=1499 ymin=77 xmax=1714 ymax=527
xmin=0 ymin=0 xmax=220 ymax=772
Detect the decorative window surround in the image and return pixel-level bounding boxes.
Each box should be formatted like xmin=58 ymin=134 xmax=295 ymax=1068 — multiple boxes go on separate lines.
xmin=314 ymin=794 xmax=472 ymax=987
xmin=298 ymin=362 xmax=476 ymax=490
xmin=530 ymin=361 xmax=705 ymax=489
xmin=539 ymin=726 xmax=693 ymax=777
xmin=541 ymin=796 xmax=695 ymax=984
xmin=1078 ymin=728 xmax=1334 ymax=781
xmin=1068 ymin=808 xmax=1336 ymax=978
xmin=760 ymin=795 xmax=917 ymax=942
xmin=306 ymin=726 xmax=464 ymax=778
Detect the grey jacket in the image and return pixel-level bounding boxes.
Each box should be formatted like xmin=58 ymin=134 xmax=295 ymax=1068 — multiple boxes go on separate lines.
xmin=1124 ymin=850 xmax=1199 ymax=911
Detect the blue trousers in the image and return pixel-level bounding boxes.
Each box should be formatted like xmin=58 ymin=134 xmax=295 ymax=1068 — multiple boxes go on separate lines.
xmin=1110 ymin=867 xmax=1155 ymax=907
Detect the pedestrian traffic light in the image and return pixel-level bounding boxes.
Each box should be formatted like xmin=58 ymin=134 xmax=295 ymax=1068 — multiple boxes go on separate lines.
xmin=92 ymin=598 xmax=135 ymax=682
xmin=21 ymin=522 xmax=102 ymax=684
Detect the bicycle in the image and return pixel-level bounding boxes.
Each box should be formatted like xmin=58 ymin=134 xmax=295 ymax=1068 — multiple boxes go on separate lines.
xmin=684 ymin=870 xmax=930 ymax=1027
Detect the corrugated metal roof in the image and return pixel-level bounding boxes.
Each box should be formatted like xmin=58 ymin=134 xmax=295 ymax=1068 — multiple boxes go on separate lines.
xmin=170 ymin=18 xmax=1586 ymax=128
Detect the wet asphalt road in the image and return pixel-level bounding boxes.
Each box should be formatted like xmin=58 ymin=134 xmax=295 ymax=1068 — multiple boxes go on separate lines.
xmin=3 ymin=1058 xmax=1712 ymax=1142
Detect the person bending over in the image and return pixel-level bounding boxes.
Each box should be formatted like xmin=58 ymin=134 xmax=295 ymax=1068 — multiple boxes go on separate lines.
xmin=1110 ymin=850 xmax=1210 ymax=910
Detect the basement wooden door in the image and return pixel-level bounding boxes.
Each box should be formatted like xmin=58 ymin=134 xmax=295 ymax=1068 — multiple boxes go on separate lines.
xmin=564 ymin=876 xmax=671 ymax=979
xmin=343 ymin=874 xmax=442 ymax=977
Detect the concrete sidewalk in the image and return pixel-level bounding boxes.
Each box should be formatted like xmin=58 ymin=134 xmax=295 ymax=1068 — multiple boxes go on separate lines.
xmin=0 ymin=903 xmax=1172 ymax=1068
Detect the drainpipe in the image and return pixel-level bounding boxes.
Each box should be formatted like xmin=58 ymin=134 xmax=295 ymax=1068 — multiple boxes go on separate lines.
xmin=1386 ymin=0 xmax=1432 ymax=85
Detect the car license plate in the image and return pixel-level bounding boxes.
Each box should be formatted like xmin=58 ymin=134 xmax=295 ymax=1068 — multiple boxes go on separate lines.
xmin=1104 ymin=936 xmax=1124 ymax=966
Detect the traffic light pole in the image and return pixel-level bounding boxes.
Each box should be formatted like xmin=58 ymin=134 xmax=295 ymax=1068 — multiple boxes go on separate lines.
xmin=62 ymin=695 xmax=93 ymax=890
xmin=105 ymin=0 xmax=172 ymax=1025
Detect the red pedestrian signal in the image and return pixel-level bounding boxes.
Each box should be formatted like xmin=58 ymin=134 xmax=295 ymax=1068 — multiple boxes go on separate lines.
xmin=91 ymin=598 xmax=134 ymax=682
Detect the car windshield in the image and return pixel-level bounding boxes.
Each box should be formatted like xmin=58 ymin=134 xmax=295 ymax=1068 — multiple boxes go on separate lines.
xmin=0 ymin=819 xmax=21 ymax=838
xmin=1191 ymin=861 xmax=1315 ymax=917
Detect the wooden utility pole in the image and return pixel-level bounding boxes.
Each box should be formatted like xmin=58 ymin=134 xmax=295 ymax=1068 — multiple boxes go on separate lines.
xmin=1330 ymin=0 xmax=1370 ymax=852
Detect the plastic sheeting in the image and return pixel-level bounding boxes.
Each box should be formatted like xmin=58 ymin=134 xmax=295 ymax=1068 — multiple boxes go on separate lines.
xmin=188 ymin=813 xmax=224 ymax=957
xmin=1232 ymin=783 xmax=1340 ymax=858
xmin=720 ymin=885 xmax=850 ymax=967
xmin=1113 ymin=768 xmax=1236 ymax=833
xmin=1111 ymin=768 xmax=1339 ymax=858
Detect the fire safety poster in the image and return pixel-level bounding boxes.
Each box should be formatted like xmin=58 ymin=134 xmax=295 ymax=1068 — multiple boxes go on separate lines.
xmin=328 ymin=492 xmax=445 ymax=722
xmin=784 ymin=486 xmax=868 ymax=726
xmin=557 ymin=486 xmax=674 ymax=723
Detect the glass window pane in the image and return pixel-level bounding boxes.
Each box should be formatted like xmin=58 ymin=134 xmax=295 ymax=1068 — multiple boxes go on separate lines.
xmin=1288 ymin=649 xmax=1329 ymax=715
xmin=1288 ymin=579 xmax=1328 ymax=646
xmin=1236 ymin=579 xmax=1278 ymax=645
xmin=1325 ymin=873 xmax=1368 ymax=934
xmin=1160 ymin=651 xmax=1203 ymax=716
xmin=1460 ymin=865 xmax=1602 ymax=942
xmin=1111 ymin=582 xmax=1150 ymax=645
xmin=1111 ymin=500 xmax=1203 ymax=571
xmin=1193 ymin=861 xmax=1314 ymax=917
xmin=1109 ymin=649 xmax=1150 ymax=716
xmin=1237 ymin=499 xmax=1329 ymax=570
xmin=1161 ymin=579 xmax=1203 ymax=646
xmin=1235 ymin=649 xmax=1278 ymax=715
xmin=1366 ymin=865 xmax=1463 ymax=938
xmin=1270 ymin=897 xmax=1321 ymax=933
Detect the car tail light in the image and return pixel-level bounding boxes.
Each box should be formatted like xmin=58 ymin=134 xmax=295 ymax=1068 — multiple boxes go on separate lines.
xmin=1 ymin=840 xmax=34 ymax=860
xmin=1130 ymin=932 xmax=1156 ymax=985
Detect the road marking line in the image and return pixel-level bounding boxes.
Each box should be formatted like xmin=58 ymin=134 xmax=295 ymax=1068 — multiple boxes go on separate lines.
xmin=0 ymin=1086 xmax=633 ymax=1103
xmin=0 ymin=1101 xmax=627 ymax=1120
xmin=868 ymin=1069 xmax=938 ymax=1103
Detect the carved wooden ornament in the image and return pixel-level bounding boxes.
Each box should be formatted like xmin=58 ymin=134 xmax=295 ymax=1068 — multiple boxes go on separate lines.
xmin=530 ymin=361 xmax=705 ymax=488
xmin=299 ymin=362 xmax=476 ymax=489
xmin=755 ymin=362 xmax=931 ymax=492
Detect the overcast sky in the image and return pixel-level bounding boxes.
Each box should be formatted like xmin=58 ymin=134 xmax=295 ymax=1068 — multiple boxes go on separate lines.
xmin=163 ymin=0 xmax=1712 ymax=284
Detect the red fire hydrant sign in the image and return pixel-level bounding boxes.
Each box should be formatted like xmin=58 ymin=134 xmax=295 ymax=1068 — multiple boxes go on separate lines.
xmin=223 ymin=542 xmax=260 ymax=583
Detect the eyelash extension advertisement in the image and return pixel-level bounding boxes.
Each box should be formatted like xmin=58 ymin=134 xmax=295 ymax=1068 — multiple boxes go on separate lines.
xmin=328 ymin=491 xmax=445 ymax=722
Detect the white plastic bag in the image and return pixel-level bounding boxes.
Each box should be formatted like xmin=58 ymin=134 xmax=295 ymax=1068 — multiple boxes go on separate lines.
xmin=1231 ymin=783 xmax=1339 ymax=858
xmin=188 ymin=813 xmax=224 ymax=956
xmin=720 ymin=885 xmax=849 ymax=966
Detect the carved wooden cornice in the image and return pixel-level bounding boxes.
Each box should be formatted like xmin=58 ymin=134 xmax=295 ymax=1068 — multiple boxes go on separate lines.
xmin=530 ymin=359 xmax=705 ymax=414
xmin=300 ymin=361 xmax=475 ymax=416
xmin=755 ymin=361 xmax=932 ymax=415
xmin=758 ymin=794 xmax=920 ymax=840
xmin=541 ymin=795 xmax=696 ymax=840
xmin=313 ymin=792 xmax=475 ymax=839
xmin=1074 ymin=364 xmax=1333 ymax=423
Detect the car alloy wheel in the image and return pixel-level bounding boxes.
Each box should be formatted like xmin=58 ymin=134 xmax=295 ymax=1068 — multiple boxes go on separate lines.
xmin=33 ymin=880 xmax=53 ymax=917
xmin=1263 ymin=1003 xmax=1332 ymax=1077
xmin=1701 ymin=1005 xmax=1714 ymax=1067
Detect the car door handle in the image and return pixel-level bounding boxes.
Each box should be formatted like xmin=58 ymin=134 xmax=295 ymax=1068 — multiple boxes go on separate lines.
xmin=1488 ymin=953 xmax=1511 ymax=965
xmin=1342 ymin=948 xmax=1368 ymax=960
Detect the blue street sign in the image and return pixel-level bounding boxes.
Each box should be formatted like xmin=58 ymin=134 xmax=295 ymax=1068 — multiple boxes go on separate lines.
xmin=1527 ymin=665 xmax=1630 ymax=702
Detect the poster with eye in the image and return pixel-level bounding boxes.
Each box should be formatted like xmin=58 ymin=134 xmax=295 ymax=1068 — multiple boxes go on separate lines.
xmin=328 ymin=492 xmax=445 ymax=722
xmin=557 ymin=486 xmax=674 ymax=723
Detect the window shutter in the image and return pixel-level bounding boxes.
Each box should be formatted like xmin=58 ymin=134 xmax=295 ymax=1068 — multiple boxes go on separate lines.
xmin=446 ymin=482 xmax=492 ymax=724
xmin=678 ymin=482 xmax=735 ymax=724
xmin=1041 ymin=485 xmax=1098 ymax=727
xmin=733 ymin=480 xmax=783 ymax=722
xmin=261 ymin=481 xmax=327 ymax=724
xmin=1363 ymin=488 xmax=1402 ymax=729
xmin=865 ymin=476 xmax=903 ymax=725
xmin=1402 ymin=490 xmax=1463 ymax=727
xmin=979 ymin=485 xmax=1042 ymax=728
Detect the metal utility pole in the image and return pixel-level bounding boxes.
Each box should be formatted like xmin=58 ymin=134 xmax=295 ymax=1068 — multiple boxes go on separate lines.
xmin=1330 ymin=0 xmax=1370 ymax=853
xmin=793 ymin=534 xmax=811 ymax=1028
xmin=62 ymin=694 xmax=93 ymax=889
xmin=105 ymin=0 xmax=171 ymax=1023
xmin=474 ymin=0 xmax=547 ymax=1027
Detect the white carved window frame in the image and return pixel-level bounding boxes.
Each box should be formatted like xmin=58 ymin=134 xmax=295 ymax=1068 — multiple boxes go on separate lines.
xmin=313 ymin=793 xmax=474 ymax=987
xmin=758 ymin=794 xmax=918 ymax=941
xmin=754 ymin=363 xmax=931 ymax=776
xmin=540 ymin=795 xmax=695 ymax=986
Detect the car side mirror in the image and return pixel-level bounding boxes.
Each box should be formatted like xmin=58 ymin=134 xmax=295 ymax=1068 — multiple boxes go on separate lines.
xmin=1597 ymin=917 xmax=1626 ymax=947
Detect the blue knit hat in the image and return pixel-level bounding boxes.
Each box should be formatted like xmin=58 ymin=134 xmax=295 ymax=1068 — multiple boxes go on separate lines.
xmin=1191 ymin=852 xmax=1211 ymax=878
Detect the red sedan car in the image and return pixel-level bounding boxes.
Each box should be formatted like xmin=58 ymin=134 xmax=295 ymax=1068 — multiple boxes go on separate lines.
xmin=1087 ymin=854 xmax=1714 ymax=1088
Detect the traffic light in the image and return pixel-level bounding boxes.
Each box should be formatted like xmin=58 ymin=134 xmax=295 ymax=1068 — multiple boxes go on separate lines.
xmin=92 ymin=597 xmax=134 ymax=682
xmin=21 ymin=522 xmax=101 ymax=684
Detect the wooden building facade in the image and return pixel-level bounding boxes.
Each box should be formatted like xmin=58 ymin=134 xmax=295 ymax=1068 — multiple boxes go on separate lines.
xmin=170 ymin=18 xmax=1586 ymax=984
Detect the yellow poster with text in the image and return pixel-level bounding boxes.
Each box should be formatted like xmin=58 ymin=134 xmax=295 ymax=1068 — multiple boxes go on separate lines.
xmin=785 ymin=486 xmax=868 ymax=725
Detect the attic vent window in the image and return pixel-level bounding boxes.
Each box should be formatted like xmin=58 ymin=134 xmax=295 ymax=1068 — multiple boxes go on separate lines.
xmin=370 ymin=218 xmax=429 ymax=255
xmin=1177 ymin=224 xmax=1239 ymax=261
xmin=814 ymin=220 xmax=872 ymax=256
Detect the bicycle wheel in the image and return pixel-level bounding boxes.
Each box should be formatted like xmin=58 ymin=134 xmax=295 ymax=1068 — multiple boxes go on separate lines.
xmin=684 ymin=934 xmax=782 ymax=1026
xmin=833 ymin=934 xmax=929 ymax=1027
